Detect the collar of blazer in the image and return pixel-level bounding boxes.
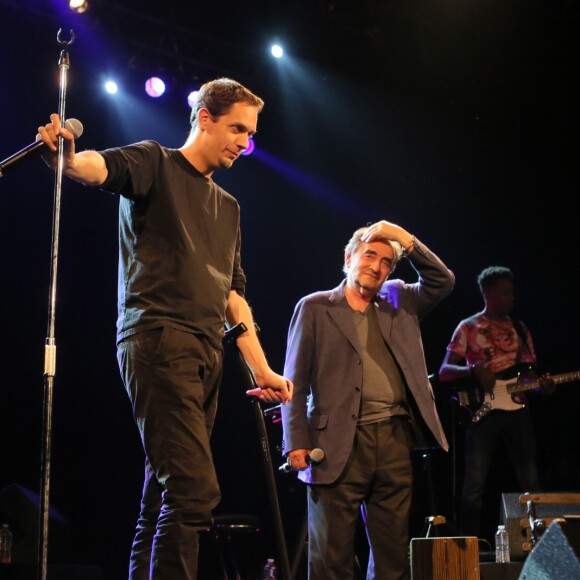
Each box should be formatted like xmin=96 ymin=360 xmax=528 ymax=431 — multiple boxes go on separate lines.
xmin=326 ymin=280 xmax=394 ymax=352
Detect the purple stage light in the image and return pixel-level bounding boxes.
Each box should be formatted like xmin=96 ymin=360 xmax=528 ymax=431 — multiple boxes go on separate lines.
xmin=145 ymin=77 xmax=165 ymax=98
xmin=241 ymin=138 xmax=255 ymax=156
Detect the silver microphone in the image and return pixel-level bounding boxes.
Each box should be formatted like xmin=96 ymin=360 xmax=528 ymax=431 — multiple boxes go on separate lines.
xmin=0 ymin=118 xmax=84 ymax=177
xmin=279 ymin=448 xmax=325 ymax=473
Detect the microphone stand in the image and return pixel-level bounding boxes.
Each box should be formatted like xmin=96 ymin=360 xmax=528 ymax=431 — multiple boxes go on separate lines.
xmin=224 ymin=323 xmax=291 ymax=580
xmin=37 ymin=29 xmax=75 ymax=580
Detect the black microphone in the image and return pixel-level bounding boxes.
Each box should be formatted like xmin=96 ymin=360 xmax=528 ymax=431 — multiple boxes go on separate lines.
xmin=279 ymin=448 xmax=325 ymax=473
xmin=0 ymin=118 xmax=84 ymax=178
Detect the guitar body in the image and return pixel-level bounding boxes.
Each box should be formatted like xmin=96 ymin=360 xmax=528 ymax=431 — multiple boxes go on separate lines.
xmin=453 ymin=365 xmax=580 ymax=423
xmin=454 ymin=365 xmax=531 ymax=423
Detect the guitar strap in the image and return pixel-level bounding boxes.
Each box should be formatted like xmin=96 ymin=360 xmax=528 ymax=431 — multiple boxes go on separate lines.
xmin=510 ymin=316 xmax=532 ymax=355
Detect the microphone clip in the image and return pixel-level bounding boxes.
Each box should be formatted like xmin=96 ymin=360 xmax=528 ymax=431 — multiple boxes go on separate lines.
xmin=223 ymin=322 xmax=248 ymax=344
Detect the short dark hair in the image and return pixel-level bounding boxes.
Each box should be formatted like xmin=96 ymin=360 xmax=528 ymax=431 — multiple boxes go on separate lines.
xmin=477 ymin=266 xmax=514 ymax=293
xmin=189 ymin=77 xmax=264 ymax=129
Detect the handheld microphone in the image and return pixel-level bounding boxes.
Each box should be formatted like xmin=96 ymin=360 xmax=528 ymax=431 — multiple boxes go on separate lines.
xmin=279 ymin=448 xmax=325 ymax=473
xmin=0 ymin=118 xmax=84 ymax=178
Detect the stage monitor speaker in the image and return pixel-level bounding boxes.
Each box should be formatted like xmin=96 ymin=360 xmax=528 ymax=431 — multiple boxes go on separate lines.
xmin=0 ymin=483 xmax=71 ymax=565
xmin=500 ymin=492 xmax=580 ymax=561
xmin=410 ymin=536 xmax=479 ymax=580
xmin=519 ymin=517 xmax=580 ymax=579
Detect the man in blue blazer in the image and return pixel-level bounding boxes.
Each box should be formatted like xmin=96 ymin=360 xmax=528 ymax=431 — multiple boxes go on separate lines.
xmin=281 ymin=219 xmax=454 ymax=579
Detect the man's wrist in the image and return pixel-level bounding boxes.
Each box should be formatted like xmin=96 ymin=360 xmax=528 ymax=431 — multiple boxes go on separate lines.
xmin=402 ymin=235 xmax=415 ymax=257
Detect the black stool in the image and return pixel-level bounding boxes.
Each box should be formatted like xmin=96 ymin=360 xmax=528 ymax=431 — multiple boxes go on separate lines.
xmin=209 ymin=513 xmax=262 ymax=580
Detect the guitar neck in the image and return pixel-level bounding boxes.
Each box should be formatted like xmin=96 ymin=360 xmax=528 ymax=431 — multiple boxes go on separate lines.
xmin=508 ymin=371 xmax=580 ymax=394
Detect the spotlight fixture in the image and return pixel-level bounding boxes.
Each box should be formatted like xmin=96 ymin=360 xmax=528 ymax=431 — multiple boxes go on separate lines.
xmin=187 ymin=90 xmax=200 ymax=109
xmin=145 ymin=77 xmax=166 ymax=98
xmin=271 ymin=44 xmax=284 ymax=58
xmin=104 ymin=80 xmax=118 ymax=95
xmin=69 ymin=0 xmax=89 ymax=13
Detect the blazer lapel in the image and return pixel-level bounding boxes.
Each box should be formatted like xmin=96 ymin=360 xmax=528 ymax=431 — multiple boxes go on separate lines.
xmin=328 ymin=282 xmax=362 ymax=356
xmin=374 ymin=296 xmax=394 ymax=344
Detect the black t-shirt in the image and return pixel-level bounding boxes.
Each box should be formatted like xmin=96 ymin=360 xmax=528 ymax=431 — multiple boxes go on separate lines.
xmin=100 ymin=140 xmax=246 ymax=349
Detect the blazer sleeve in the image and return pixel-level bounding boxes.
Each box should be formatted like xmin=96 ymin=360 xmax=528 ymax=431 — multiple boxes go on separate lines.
xmin=281 ymin=297 xmax=316 ymax=455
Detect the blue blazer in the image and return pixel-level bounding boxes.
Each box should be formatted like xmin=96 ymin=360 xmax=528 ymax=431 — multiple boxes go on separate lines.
xmin=281 ymin=237 xmax=454 ymax=485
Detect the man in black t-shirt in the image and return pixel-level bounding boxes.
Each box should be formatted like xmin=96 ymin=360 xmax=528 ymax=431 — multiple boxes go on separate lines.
xmin=38 ymin=78 xmax=293 ymax=580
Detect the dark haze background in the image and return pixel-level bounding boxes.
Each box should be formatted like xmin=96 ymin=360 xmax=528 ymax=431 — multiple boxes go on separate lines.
xmin=0 ymin=1 xmax=578 ymax=577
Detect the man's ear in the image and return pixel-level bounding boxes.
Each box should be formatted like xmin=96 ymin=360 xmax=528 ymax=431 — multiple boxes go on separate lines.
xmin=197 ymin=107 xmax=212 ymax=130
xmin=345 ymin=252 xmax=351 ymax=269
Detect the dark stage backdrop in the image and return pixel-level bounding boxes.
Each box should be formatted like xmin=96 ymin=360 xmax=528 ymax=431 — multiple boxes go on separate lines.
xmin=0 ymin=1 xmax=578 ymax=578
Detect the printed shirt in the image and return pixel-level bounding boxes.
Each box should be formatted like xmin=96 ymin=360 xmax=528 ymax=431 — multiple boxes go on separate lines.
xmin=446 ymin=312 xmax=536 ymax=374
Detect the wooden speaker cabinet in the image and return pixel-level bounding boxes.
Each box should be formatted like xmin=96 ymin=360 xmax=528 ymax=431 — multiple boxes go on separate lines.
xmin=410 ymin=536 xmax=480 ymax=580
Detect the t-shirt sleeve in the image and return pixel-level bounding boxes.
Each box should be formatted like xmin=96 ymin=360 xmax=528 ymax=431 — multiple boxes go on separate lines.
xmin=231 ymin=226 xmax=246 ymax=295
xmin=446 ymin=322 xmax=468 ymax=358
xmin=100 ymin=140 xmax=161 ymax=199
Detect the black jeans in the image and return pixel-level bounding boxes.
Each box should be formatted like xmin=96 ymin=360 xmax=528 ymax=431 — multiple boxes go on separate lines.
xmin=459 ymin=407 xmax=540 ymax=537
xmin=117 ymin=327 xmax=223 ymax=580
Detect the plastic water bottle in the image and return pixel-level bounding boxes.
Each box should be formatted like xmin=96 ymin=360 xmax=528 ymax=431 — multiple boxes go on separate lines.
xmin=0 ymin=523 xmax=12 ymax=564
xmin=495 ymin=524 xmax=510 ymax=563
xmin=263 ymin=557 xmax=277 ymax=578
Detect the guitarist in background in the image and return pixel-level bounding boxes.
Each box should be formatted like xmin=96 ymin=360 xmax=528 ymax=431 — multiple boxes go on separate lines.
xmin=438 ymin=266 xmax=555 ymax=538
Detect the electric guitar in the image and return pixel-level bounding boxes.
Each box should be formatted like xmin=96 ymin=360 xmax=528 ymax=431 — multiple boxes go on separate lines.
xmin=453 ymin=365 xmax=580 ymax=423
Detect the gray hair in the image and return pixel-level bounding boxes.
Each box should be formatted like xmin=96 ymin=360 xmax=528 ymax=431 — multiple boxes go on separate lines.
xmin=342 ymin=226 xmax=402 ymax=275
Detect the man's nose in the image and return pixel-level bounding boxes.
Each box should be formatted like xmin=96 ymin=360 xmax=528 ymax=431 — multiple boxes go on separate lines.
xmin=236 ymin=134 xmax=250 ymax=150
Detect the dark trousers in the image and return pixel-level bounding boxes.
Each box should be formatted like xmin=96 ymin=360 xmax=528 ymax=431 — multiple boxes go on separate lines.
xmin=117 ymin=327 xmax=223 ymax=580
xmin=459 ymin=407 xmax=540 ymax=537
xmin=307 ymin=417 xmax=413 ymax=580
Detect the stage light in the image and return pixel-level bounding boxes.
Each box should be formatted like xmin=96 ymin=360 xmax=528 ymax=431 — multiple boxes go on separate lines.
xmin=241 ymin=138 xmax=255 ymax=156
xmin=187 ymin=90 xmax=199 ymax=109
xmin=69 ymin=0 xmax=89 ymax=13
xmin=104 ymin=81 xmax=118 ymax=95
xmin=145 ymin=77 xmax=165 ymax=98
xmin=271 ymin=44 xmax=284 ymax=58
